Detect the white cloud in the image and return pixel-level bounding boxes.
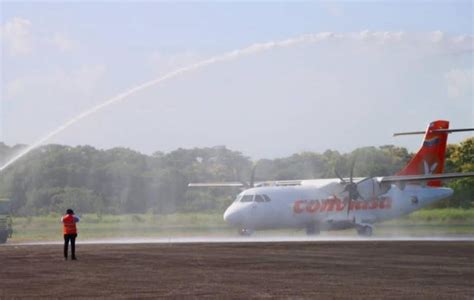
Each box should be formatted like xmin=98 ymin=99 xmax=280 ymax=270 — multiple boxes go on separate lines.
xmin=5 ymin=64 xmax=107 ymax=99
xmin=430 ymin=30 xmax=444 ymax=43
xmin=1 ymin=17 xmax=33 ymax=56
xmin=1 ymin=17 xmax=79 ymax=56
xmin=445 ymin=69 xmax=473 ymax=98
xmin=48 ymin=33 xmax=77 ymax=52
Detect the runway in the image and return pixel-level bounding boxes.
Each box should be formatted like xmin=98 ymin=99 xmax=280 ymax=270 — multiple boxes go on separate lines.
xmin=7 ymin=234 xmax=474 ymax=246
xmin=1 ymin=240 xmax=473 ymax=299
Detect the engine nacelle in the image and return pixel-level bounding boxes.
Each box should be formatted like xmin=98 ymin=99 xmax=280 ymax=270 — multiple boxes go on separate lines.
xmin=356 ymin=178 xmax=391 ymax=200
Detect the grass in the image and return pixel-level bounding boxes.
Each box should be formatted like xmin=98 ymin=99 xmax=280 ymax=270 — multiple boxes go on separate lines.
xmin=6 ymin=208 xmax=474 ymax=242
xmin=400 ymin=208 xmax=474 ymax=224
xmin=10 ymin=212 xmax=229 ymax=242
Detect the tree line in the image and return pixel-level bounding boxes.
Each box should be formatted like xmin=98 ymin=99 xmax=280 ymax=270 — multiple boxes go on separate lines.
xmin=0 ymin=138 xmax=472 ymax=216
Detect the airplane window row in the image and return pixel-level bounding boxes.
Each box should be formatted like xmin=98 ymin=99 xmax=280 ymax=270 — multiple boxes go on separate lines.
xmin=239 ymin=194 xmax=271 ymax=203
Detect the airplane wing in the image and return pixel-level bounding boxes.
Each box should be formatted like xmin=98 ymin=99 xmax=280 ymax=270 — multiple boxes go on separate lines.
xmin=188 ymin=173 xmax=474 ymax=188
xmin=188 ymin=182 xmax=245 ymax=187
xmin=188 ymin=180 xmax=303 ymax=188
xmin=379 ymin=172 xmax=474 ymax=183
xmin=259 ymin=180 xmax=302 ymax=186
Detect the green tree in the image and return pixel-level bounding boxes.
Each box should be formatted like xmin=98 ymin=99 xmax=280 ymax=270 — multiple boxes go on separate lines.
xmin=445 ymin=138 xmax=474 ymax=208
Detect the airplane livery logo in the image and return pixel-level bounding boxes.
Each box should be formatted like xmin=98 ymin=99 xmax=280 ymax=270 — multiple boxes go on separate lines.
xmin=423 ymin=160 xmax=438 ymax=174
xmin=423 ymin=137 xmax=440 ymax=147
xmin=293 ymin=196 xmax=392 ymax=214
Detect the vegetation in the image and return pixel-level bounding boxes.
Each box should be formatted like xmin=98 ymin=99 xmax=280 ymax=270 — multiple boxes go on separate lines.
xmin=405 ymin=208 xmax=474 ymax=223
xmin=443 ymin=138 xmax=474 ymax=208
xmin=0 ymin=138 xmax=472 ymax=217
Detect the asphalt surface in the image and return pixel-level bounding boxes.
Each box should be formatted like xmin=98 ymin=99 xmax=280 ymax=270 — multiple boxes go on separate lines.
xmin=1 ymin=241 xmax=473 ymax=299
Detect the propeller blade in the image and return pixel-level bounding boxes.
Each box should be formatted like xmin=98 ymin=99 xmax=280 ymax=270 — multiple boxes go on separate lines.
xmin=335 ymin=169 xmax=346 ymax=183
xmin=249 ymin=163 xmax=257 ymax=188
xmin=347 ymin=197 xmax=352 ymax=216
xmin=349 ymin=160 xmax=355 ymax=184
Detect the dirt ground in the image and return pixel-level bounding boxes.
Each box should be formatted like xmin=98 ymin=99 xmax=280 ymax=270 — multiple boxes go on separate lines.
xmin=0 ymin=241 xmax=473 ymax=299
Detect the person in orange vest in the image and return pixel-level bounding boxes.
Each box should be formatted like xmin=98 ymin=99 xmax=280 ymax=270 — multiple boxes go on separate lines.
xmin=61 ymin=209 xmax=80 ymax=260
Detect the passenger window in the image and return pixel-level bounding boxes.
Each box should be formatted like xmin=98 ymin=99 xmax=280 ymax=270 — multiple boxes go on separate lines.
xmin=240 ymin=195 xmax=254 ymax=202
xmin=255 ymin=195 xmax=265 ymax=203
xmin=263 ymin=194 xmax=271 ymax=202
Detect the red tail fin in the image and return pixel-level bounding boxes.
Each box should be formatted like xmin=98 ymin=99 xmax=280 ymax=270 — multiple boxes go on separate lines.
xmin=397 ymin=120 xmax=449 ymax=187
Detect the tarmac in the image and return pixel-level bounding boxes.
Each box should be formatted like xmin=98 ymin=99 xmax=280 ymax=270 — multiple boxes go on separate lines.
xmin=1 ymin=239 xmax=473 ymax=299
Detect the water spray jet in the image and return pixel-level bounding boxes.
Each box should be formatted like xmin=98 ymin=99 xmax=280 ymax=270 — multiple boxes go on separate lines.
xmin=1 ymin=31 xmax=471 ymax=172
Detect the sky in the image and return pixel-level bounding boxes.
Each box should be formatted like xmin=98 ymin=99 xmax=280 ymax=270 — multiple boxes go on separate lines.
xmin=1 ymin=1 xmax=473 ymax=159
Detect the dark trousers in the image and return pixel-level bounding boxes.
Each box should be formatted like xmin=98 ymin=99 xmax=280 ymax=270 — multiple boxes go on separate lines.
xmin=64 ymin=234 xmax=77 ymax=259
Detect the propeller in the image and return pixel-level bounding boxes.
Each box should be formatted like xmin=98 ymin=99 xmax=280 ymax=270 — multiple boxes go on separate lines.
xmin=335 ymin=159 xmax=364 ymax=216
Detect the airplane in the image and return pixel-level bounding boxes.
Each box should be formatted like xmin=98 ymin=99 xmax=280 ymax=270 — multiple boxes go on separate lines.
xmin=189 ymin=120 xmax=474 ymax=236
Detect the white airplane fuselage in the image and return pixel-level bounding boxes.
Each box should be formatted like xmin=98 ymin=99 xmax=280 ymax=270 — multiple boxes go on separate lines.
xmin=223 ymin=179 xmax=453 ymax=233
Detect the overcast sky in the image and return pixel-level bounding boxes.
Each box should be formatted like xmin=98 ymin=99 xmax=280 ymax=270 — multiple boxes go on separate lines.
xmin=1 ymin=2 xmax=473 ymax=159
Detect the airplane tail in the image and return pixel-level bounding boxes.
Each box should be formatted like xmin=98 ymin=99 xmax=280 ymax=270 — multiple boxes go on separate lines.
xmin=396 ymin=120 xmax=449 ymax=187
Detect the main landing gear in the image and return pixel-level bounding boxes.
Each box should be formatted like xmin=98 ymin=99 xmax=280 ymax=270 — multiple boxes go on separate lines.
xmin=305 ymin=224 xmax=321 ymax=236
xmin=356 ymin=225 xmax=373 ymax=237
xmin=238 ymin=228 xmax=254 ymax=236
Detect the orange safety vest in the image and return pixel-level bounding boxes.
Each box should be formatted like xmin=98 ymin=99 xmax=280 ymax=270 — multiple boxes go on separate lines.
xmin=62 ymin=214 xmax=77 ymax=235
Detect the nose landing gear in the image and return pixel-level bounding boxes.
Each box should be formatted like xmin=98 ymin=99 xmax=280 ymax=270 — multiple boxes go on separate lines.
xmin=238 ymin=228 xmax=254 ymax=236
xmin=356 ymin=225 xmax=373 ymax=237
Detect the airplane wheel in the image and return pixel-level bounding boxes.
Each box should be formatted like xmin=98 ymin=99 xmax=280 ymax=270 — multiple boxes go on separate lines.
xmin=238 ymin=228 xmax=254 ymax=236
xmin=357 ymin=225 xmax=373 ymax=237
xmin=305 ymin=224 xmax=320 ymax=236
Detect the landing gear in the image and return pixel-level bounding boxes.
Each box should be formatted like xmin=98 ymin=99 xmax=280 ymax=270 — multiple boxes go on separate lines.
xmin=356 ymin=225 xmax=373 ymax=237
xmin=305 ymin=224 xmax=320 ymax=236
xmin=238 ymin=228 xmax=254 ymax=236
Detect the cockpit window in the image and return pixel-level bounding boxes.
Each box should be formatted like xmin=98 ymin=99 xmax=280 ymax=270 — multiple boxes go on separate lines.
xmin=240 ymin=195 xmax=254 ymax=202
xmin=254 ymin=194 xmax=271 ymax=203
xmin=239 ymin=194 xmax=271 ymax=203
xmin=234 ymin=195 xmax=243 ymax=203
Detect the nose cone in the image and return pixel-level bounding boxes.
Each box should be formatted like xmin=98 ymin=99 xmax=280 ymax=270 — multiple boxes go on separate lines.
xmin=223 ymin=205 xmax=242 ymax=226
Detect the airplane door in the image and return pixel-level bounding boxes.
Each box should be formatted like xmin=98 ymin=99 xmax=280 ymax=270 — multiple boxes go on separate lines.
xmin=250 ymin=195 xmax=260 ymax=214
xmin=251 ymin=195 xmax=270 ymax=227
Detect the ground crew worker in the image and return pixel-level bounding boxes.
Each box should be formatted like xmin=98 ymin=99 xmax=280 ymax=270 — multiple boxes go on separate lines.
xmin=61 ymin=209 xmax=80 ymax=260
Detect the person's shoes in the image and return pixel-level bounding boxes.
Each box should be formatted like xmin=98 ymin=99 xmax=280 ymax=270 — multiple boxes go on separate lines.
xmin=64 ymin=257 xmax=68 ymax=261
xmin=72 ymin=257 xmax=77 ymax=260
